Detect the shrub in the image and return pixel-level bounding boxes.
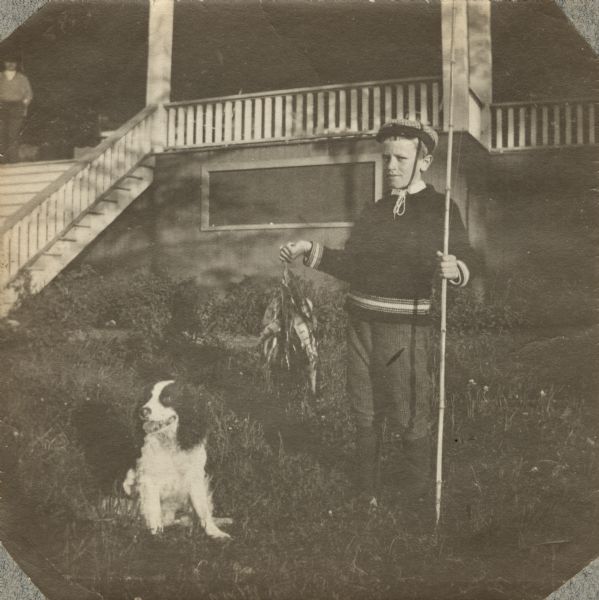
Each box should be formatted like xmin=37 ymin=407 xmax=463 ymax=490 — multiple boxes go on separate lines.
xmin=170 ymin=277 xmax=277 ymax=340
xmin=433 ymin=265 xmax=596 ymax=335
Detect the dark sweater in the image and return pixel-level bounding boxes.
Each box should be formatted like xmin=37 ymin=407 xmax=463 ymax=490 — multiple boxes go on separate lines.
xmin=304 ymin=184 xmax=478 ymax=323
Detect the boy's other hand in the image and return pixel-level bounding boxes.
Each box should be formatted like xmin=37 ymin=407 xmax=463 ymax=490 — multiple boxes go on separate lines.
xmin=436 ymin=251 xmax=460 ymax=280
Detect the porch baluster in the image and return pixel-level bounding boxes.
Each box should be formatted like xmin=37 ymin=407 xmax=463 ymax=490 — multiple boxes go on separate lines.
xmin=338 ymin=90 xmax=346 ymax=133
xmin=420 ymin=82 xmax=428 ymax=125
xmin=316 ymin=92 xmax=325 ymax=135
xmin=396 ymin=84 xmax=404 ymax=119
xmin=186 ymin=105 xmax=195 ymax=146
xmin=214 ymin=103 xmax=223 ymax=143
xmin=431 ymin=82 xmax=440 ymax=127
xmin=305 ymin=93 xmax=314 ymax=136
xmin=167 ymin=107 xmax=176 ymax=147
xmin=274 ymin=96 xmax=283 ymax=138
xmin=205 ymin=105 xmax=214 ymax=144
xmin=285 ymin=95 xmax=293 ymax=138
xmin=361 ymin=87 xmax=369 ymax=132
xmin=350 ymin=88 xmax=358 ymax=131
xmin=518 ymin=107 xmax=526 ymax=147
xmin=264 ymin=97 xmax=273 ymax=139
xmin=233 ymin=100 xmax=242 ymax=141
xmin=195 ymin=104 xmax=204 ymax=146
xmin=408 ymin=84 xmax=416 ymax=120
xmin=243 ymin=100 xmax=252 ymax=141
xmin=495 ymin=108 xmax=503 ymax=149
xmin=254 ymin=98 xmax=263 ymax=140
xmin=176 ymin=107 xmax=186 ymax=147
xmin=384 ymin=85 xmax=393 ymax=122
xmin=223 ymin=101 xmax=233 ymax=143
xmin=507 ymin=108 xmax=515 ymax=149
xmin=327 ymin=91 xmax=335 ymax=133
xmin=372 ymin=87 xmax=381 ymax=131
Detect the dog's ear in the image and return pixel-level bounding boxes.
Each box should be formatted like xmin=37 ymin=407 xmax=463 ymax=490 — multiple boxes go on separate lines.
xmin=171 ymin=383 xmax=209 ymax=451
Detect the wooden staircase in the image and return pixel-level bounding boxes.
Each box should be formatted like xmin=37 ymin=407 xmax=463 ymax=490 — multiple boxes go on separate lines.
xmin=0 ymin=105 xmax=160 ymax=317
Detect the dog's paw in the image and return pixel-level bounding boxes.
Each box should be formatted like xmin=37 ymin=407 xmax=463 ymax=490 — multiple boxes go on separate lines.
xmin=206 ymin=525 xmax=231 ymax=540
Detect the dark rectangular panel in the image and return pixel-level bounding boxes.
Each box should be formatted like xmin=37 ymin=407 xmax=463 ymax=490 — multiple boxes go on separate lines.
xmin=209 ymin=162 xmax=374 ymax=226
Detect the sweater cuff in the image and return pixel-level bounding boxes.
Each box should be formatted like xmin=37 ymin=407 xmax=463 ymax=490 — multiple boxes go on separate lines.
xmin=449 ymin=260 xmax=469 ymax=287
xmin=303 ymin=242 xmax=324 ymax=270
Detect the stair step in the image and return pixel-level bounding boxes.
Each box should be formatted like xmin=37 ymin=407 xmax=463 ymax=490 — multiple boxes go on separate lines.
xmin=0 ymin=184 xmax=47 ymax=200
xmin=0 ymin=160 xmax=75 ymax=174
xmin=0 ymin=181 xmax=53 ymax=192
xmin=0 ymin=193 xmax=37 ymax=205
xmin=0 ymin=172 xmax=62 ymax=185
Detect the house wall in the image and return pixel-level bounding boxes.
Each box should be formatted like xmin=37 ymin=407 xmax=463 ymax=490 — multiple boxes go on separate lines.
xmin=78 ymin=133 xmax=490 ymax=291
xmin=486 ymin=147 xmax=598 ymax=276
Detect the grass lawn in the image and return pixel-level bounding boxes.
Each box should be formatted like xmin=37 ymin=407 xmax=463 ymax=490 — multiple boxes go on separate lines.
xmin=0 ymin=266 xmax=597 ymax=600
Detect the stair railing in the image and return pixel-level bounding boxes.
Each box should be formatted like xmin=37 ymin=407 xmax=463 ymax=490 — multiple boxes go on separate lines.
xmin=164 ymin=77 xmax=442 ymax=150
xmin=0 ymin=104 xmax=159 ymax=288
xmin=491 ymin=97 xmax=598 ymax=151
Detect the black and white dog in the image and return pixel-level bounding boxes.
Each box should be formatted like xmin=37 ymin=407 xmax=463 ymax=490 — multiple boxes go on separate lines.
xmin=123 ymin=380 xmax=231 ymax=538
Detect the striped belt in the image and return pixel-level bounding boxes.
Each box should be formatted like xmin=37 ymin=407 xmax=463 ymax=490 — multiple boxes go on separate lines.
xmin=347 ymin=291 xmax=431 ymax=315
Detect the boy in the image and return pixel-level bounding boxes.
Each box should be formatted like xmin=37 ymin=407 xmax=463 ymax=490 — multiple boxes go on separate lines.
xmin=280 ymin=118 xmax=477 ymax=509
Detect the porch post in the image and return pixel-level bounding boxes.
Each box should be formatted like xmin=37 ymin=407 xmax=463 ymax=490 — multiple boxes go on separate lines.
xmin=146 ymin=0 xmax=174 ymax=151
xmin=441 ymin=0 xmax=492 ymax=146
xmin=468 ymin=0 xmax=492 ymax=147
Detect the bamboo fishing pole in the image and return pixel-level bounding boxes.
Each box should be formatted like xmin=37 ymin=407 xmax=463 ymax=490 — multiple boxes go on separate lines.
xmin=435 ymin=0 xmax=457 ymax=526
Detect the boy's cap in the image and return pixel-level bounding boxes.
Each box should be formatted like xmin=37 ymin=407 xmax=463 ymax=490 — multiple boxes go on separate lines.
xmin=376 ymin=118 xmax=438 ymax=154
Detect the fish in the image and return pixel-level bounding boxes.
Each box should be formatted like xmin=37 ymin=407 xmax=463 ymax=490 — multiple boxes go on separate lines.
xmin=260 ymin=265 xmax=319 ymax=394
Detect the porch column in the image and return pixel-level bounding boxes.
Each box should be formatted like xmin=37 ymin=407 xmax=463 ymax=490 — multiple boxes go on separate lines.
xmin=146 ymin=0 xmax=174 ymax=151
xmin=441 ymin=0 xmax=492 ymax=146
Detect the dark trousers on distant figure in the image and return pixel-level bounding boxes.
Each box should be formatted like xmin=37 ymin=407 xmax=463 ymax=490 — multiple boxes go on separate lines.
xmin=0 ymin=102 xmax=25 ymax=163
xmin=347 ymin=317 xmax=433 ymax=498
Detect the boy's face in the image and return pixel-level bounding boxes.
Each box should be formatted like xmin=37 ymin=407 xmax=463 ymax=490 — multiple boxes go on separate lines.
xmin=4 ymin=61 xmax=17 ymax=71
xmin=382 ymin=137 xmax=432 ymax=190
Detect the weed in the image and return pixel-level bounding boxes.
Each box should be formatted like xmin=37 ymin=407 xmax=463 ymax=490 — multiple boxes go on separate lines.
xmin=1 ymin=265 xmax=597 ymax=600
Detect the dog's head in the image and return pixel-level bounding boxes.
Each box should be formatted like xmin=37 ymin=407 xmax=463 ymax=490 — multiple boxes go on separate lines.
xmin=140 ymin=380 xmax=209 ymax=450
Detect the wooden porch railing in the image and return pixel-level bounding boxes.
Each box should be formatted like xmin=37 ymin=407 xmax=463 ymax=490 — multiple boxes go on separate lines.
xmin=164 ymin=77 xmax=442 ymax=150
xmin=1 ymin=105 xmax=158 ymax=286
xmin=491 ymin=98 xmax=598 ymax=151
